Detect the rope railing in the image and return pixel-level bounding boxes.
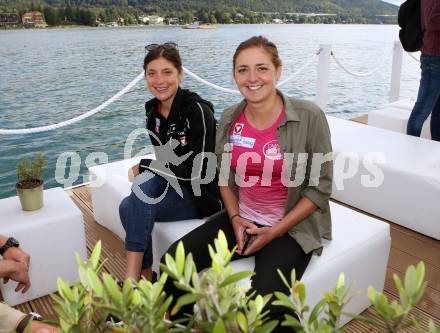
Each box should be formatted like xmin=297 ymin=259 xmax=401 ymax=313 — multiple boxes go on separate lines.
xmin=1 ymin=52 xmax=319 ymax=135
xmin=182 ymin=67 xmax=240 ymax=94
xmin=0 ymin=71 xmax=145 ymax=135
xmin=331 ymin=51 xmax=385 ymax=77
xmin=183 ymin=49 xmax=320 ymax=91
xmin=277 ymin=48 xmax=321 ymax=87
xmin=406 ymin=52 xmax=421 ymax=63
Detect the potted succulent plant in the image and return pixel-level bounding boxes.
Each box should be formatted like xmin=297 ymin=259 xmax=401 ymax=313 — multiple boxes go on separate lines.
xmin=16 ymin=153 xmax=46 ymax=211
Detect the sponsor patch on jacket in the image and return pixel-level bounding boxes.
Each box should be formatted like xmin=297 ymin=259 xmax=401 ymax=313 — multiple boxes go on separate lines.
xmin=178 ymin=131 xmax=187 ymax=146
xmin=233 ymin=123 xmax=244 ymax=135
xmin=229 ymin=135 xmax=255 ymax=148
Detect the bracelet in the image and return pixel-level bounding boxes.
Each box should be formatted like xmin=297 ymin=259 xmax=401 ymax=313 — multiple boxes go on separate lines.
xmin=230 ymin=213 xmax=240 ymax=222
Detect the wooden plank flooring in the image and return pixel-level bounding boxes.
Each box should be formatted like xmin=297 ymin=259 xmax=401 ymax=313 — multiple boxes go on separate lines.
xmin=9 ymin=185 xmax=438 ymax=332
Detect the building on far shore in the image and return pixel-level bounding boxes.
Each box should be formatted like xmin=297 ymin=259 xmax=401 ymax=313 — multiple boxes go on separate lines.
xmin=138 ymin=15 xmax=164 ymax=25
xmin=0 ymin=13 xmax=19 ymax=27
xmin=22 ymin=11 xmax=47 ymax=28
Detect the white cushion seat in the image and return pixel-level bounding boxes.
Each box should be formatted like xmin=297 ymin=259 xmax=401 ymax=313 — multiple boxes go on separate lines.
xmin=151 ymin=202 xmax=390 ymax=326
xmin=329 ymin=115 xmax=440 ymax=239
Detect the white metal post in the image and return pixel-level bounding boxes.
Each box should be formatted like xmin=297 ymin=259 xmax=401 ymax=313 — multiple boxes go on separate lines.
xmin=315 ymin=44 xmax=331 ymax=111
xmin=390 ymin=41 xmax=403 ymax=103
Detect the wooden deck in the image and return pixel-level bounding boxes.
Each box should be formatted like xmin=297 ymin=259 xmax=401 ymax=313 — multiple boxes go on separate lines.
xmin=8 ymin=115 xmax=440 ymax=331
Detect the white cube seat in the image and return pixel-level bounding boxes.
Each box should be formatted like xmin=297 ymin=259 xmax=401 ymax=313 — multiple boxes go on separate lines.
xmin=89 ymin=157 xmax=390 ymax=326
xmin=329 ymin=116 xmax=440 ymax=239
xmin=368 ymin=99 xmax=431 ymax=139
xmin=89 ymin=155 xmax=154 ymax=240
xmin=150 ymin=202 xmax=390 ymax=326
xmin=0 ymin=187 xmax=87 ymax=306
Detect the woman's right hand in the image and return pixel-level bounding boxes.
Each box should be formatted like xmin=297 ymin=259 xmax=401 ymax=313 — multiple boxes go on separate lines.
xmin=231 ymin=216 xmax=256 ymax=255
xmin=128 ymin=164 xmax=140 ymax=182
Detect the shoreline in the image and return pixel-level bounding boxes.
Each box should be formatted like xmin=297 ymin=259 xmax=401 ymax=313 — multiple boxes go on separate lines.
xmin=0 ymin=22 xmax=397 ymax=31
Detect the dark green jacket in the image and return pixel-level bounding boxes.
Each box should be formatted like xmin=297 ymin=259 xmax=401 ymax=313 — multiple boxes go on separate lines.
xmin=215 ymin=91 xmax=333 ymax=255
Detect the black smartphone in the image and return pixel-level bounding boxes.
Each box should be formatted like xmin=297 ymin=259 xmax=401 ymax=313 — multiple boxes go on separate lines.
xmin=242 ymin=228 xmax=252 ymax=253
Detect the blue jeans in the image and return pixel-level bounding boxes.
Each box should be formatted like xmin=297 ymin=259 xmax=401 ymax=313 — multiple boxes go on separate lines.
xmin=119 ymin=171 xmax=198 ymax=269
xmin=407 ymin=55 xmax=440 ymax=141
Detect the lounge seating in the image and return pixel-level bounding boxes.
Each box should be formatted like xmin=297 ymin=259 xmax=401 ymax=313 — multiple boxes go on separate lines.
xmin=328 ymin=116 xmax=440 ymax=239
xmin=151 ymin=202 xmax=390 ymax=326
xmin=368 ymin=99 xmax=431 ymax=139
xmin=89 ymin=156 xmax=391 ymax=326
xmin=89 ymin=155 xmax=154 ymax=240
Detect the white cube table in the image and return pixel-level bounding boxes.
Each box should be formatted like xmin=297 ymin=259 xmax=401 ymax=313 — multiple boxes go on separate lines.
xmin=368 ymin=99 xmax=431 ymax=139
xmin=0 ymin=187 xmax=87 ymax=306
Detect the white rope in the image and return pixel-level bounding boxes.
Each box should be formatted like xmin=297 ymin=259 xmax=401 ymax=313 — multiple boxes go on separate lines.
xmin=0 ymin=71 xmax=145 ymax=135
xmin=277 ymin=49 xmax=321 ymax=87
xmin=331 ymin=51 xmax=385 ymax=77
xmin=182 ymin=66 xmax=241 ymax=94
xmin=1 ymin=55 xmax=318 ymax=135
xmin=406 ymin=52 xmax=421 ymax=63
xmin=183 ymin=50 xmax=319 ymax=92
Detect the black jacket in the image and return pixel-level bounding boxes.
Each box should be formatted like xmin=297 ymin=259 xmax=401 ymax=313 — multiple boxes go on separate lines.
xmin=139 ymin=87 xmax=222 ymax=218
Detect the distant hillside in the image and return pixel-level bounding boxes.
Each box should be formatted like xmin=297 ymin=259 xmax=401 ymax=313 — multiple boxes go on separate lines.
xmin=0 ymin=0 xmax=398 ymax=27
xmin=1 ymin=0 xmax=398 ymax=16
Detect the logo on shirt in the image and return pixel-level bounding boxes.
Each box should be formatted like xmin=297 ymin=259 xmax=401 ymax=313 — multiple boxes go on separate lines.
xmin=263 ymin=140 xmax=283 ymax=160
xmin=155 ymin=118 xmax=160 ymax=133
xmin=178 ymin=131 xmax=187 ymax=146
xmin=167 ymin=123 xmax=177 ymax=136
xmin=233 ymin=123 xmax=244 ymax=135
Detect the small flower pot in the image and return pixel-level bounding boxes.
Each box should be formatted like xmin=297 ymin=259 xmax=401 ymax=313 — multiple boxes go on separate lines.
xmin=16 ymin=180 xmax=44 ymax=211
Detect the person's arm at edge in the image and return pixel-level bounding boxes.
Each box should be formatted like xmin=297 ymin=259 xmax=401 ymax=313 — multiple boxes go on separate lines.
xmin=0 ymin=302 xmax=26 ymax=333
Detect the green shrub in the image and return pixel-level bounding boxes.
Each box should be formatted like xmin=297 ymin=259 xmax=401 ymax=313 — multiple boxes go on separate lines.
xmin=51 ymin=232 xmax=439 ymax=333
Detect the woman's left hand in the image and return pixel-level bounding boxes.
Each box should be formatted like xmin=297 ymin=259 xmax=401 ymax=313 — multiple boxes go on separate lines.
xmin=242 ymin=227 xmax=279 ymax=256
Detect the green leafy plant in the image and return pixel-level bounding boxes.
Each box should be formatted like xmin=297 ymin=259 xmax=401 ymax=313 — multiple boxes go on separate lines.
xmin=273 ymin=262 xmax=439 ymax=333
xmin=160 ymin=230 xmax=278 ymax=333
xmin=272 ymin=270 xmax=353 ymax=333
xmin=51 ymin=236 xmax=439 ymax=333
xmin=51 ymin=241 xmax=173 ymax=333
xmin=16 ymin=152 xmax=46 ymax=188
xmin=362 ymin=262 xmax=439 ymax=333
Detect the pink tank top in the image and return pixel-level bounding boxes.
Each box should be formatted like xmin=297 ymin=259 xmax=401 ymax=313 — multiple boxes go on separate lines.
xmin=229 ymin=109 xmax=288 ymax=226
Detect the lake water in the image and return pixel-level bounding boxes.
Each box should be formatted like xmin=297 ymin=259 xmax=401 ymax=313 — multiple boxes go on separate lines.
xmin=0 ymin=24 xmax=421 ymax=198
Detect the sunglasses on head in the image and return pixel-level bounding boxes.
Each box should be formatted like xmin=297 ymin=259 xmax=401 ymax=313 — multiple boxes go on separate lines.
xmin=145 ymin=42 xmax=178 ymax=53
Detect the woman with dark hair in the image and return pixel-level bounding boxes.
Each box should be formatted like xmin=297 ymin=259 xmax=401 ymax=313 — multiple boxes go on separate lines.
xmin=119 ymin=42 xmax=221 ymax=282
xmin=162 ymin=36 xmax=333 ymax=331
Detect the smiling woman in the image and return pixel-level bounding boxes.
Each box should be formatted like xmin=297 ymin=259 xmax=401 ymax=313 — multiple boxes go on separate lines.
xmin=117 ymin=42 xmax=222 ymax=286
xmin=162 ymin=36 xmax=334 ymax=332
